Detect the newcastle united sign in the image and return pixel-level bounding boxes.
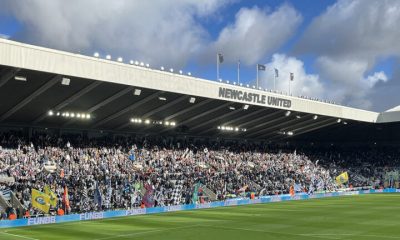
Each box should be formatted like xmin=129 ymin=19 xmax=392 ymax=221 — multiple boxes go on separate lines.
xmin=218 ymin=87 xmax=291 ymax=108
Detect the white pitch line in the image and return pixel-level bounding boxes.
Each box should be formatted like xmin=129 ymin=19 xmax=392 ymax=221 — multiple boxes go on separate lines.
xmin=300 ymin=233 xmax=400 ymax=239
xmin=0 ymin=231 xmax=39 ymax=240
xmin=93 ymin=224 xmax=201 ymax=240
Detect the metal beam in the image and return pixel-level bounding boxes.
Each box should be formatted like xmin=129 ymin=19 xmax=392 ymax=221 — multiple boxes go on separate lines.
xmin=116 ymin=95 xmax=187 ymax=130
xmin=257 ymin=116 xmax=322 ymax=139
xmin=246 ymin=115 xmax=305 ymax=138
xmin=0 ymin=75 xmax=60 ymax=122
xmin=197 ymin=108 xmax=267 ymax=135
xmin=92 ymin=91 xmax=162 ymax=128
xmin=33 ymin=81 xmax=102 ymax=124
xmin=269 ymin=118 xmax=336 ymax=141
xmin=0 ymin=68 xmax=20 ymax=88
xmin=158 ymin=102 xmax=231 ymax=134
xmin=63 ymin=86 xmax=134 ymax=127
xmin=189 ymin=109 xmax=244 ymax=132
xmin=164 ymin=99 xmax=214 ymax=121
xmin=241 ymin=114 xmax=292 ymax=138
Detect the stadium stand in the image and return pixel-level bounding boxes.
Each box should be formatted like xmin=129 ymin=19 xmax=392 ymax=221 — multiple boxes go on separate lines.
xmin=1 ymin=131 xmax=398 ymax=220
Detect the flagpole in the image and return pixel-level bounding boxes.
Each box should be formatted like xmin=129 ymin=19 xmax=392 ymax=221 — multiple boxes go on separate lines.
xmin=217 ymin=53 xmax=219 ymax=81
xmin=237 ymin=60 xmax=240 ymax=84
xmin=274 ymin=74 xmax=276 ymax=91
xmin=256 ymin=65 xmax=259 ymax=88
xmin=289 ymin=79 xmax=291 ymax=95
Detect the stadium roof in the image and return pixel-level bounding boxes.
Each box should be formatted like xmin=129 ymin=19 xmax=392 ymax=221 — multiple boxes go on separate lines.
xmin=0 ymin=38 xmax=399 ymax=142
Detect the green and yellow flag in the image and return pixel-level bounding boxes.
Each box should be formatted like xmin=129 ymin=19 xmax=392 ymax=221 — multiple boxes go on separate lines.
xmin=32 ymin=189 xmax=51 ymax=213
xmin=336 ymin=172 xmax=349 ymax=185
xmin=44 ymin=185 xmax=58 ymax=208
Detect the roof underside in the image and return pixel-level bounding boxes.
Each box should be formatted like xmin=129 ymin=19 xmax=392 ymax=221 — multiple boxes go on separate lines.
xmin=0 ymin=65 xmax=399 ymax=143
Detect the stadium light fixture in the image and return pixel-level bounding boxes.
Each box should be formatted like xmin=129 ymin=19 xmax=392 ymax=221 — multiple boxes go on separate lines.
xmin=129 ymin=60 xmax=134 ymax=65
xmin=71 ymin=113 xmax=75 ymax=118
xmin=169 ymin=68 xmax=174 ymax=73
xmin=343 ymin=121 xmax=348 ymax=125
xmin=337 ymin=118 xmax=342 ymax=123
xmin=61 ymin=77 xmax=70 ymax=86
xmin=243 ymin=104 xmax=249 ymax=110
xmin=240 ymin=83 xmax=243 ymax=86
xmin=189 ymin=97 xmax=196 ymax=104
xmin=106 ymin=55 xmax=111 ymax=60
xmin=187 ymin=72 xmax=192 ymax=76
xmin=133 ymin=89 xmax=142 ymax=96
xmin=14 ymin=76 xmax=27 ymax=81
xmin=48 ymin=110 xmax=54 ymax=116
xmin=285 ymin=111 xmax=291 ymax=117
xmin=158 ymin=97 xmax=167 ymax=101
xmin=252 ymin=86 xmax=256 ymax=89
xmin=229 ymin=106 xmax=235 ymax=110
xmin=287 ymin=131 xmax=294 ymax=136
xmin=135 ymin=61 xmax=139 ymax=65
xmin=233 ymin=82 xmax=237 ymax=85
xmin=145 ymin=119 xmax=151 ymax=124
xmin=226 ymin=80 xmax=230 ymax=84
xmin=117 ymin=57 xmax=123 ymax=62
xmin=160 ymin=66 xmax=165 ymax=70
xmin=313 ymin=115 xmax=318 ymax=120
xmin=179 ymin=70 xmax=183 ymax=74
xmin=56 ymin=112 xmax=60 ymax=116
xmin=140 ymin=62 xmax=145 ymax=67
xmin=77 ymin=113 xmax=81 ymax=118
xmin=170 ymin=122 xmax=176 ymax=126
xmin=246 ymin=84 xmax=250 ymax=88
xmin=93 ymin=52 xmax=100 ymax=58
xmin=296 ymin=115 xmax=301 ymax=119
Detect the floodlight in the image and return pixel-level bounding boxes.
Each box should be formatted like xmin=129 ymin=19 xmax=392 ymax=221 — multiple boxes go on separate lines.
xmin=93 ymin=52 xmax=99 ymax=58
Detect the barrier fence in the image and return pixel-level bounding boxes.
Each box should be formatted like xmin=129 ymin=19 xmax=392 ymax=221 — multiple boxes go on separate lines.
xmin=1 ymin=188 xmax=399 ymax=228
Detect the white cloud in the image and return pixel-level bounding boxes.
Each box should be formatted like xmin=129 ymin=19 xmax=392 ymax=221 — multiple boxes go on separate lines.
xmin=316 ymin=56 xmax=388 ymax=109
xmin=296 ymin=0 xmax=400 ymax=110
xmin=259 ymin=54 xmax=324 ymax=98
xmin=1 ymin=0 xmax=233 ymax=67
xmin=214 ymin=5 xmax=302 ymax=66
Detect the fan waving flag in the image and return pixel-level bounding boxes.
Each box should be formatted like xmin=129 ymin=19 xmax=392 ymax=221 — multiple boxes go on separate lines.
xmin=257 ymin=64 xmax=266 ymax=71
xmin=44 ymin=185 xmax=58 ymax=208
xmin=32 ymin=189 xmax=51 ymax=213
xmin=336 ymin=172 xmax=349 ymax=185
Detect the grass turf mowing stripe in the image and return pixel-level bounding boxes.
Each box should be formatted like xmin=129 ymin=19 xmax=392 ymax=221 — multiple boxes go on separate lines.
xmin=1 ymin=194 xmax=400 ymax=240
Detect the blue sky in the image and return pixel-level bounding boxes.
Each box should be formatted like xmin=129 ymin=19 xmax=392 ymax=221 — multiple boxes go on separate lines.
xmin=0 ymin=0 xmax=399 ymax=111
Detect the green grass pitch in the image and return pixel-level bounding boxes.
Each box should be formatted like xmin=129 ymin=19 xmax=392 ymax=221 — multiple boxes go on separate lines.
xmin=1 ymin=194 xmax=400 ymax=240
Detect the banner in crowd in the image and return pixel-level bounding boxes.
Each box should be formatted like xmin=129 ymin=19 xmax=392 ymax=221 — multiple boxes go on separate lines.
xmin=336 ymin=172 xmax=349 ymax=185
xmin=31 ymin=189 xmax=51 ymax=213
xmin=44 ymin=185 xmax=58 ymax=208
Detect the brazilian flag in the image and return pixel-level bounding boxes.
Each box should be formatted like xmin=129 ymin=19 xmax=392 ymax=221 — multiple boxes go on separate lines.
xmin=32 ymin=189 xmax=51 ymax=213
xmin=336 ymin=172 xmax=349 ymax=185
xmin=44 ymin=185 xmax=58 ymax=208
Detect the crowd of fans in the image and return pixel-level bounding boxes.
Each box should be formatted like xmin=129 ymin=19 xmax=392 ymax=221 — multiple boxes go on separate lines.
xmin=1 ymin=131 xmax=399 ymax=220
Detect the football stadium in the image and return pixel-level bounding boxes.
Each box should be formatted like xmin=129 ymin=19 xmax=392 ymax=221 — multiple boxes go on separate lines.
xmin=1 ymin=1 xmax=400 ymax=239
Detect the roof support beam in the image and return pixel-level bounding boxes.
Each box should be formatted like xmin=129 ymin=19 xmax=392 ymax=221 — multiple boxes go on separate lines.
xmin=245 ymin=115 xmax=306 ymax=138
xmin=116 ymin=95 xmax=187 ymax=130
xmin=63 ymin=86 xmax=134 ymax=127
xmin=257 ymin=116 xmax=324 ymax=139
xmin=0 ymin=75 xmax=60 ymax=122
xmin=269 ymin=118 xmax=336 ymax=141
xmin=0 ymin=68 xmax=20 ymax=88
xmin=92 ymin=91 xmax=162 ymax=128
xmin=197 ymin=108 xmax=267 ymax=135
xmin=189 ymin=109 xmax=244 ymax=132
xmin=158 ymin=101 xmax=231 ymax=134
xmin=33 ymin=81 xmax=102 ymax=124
